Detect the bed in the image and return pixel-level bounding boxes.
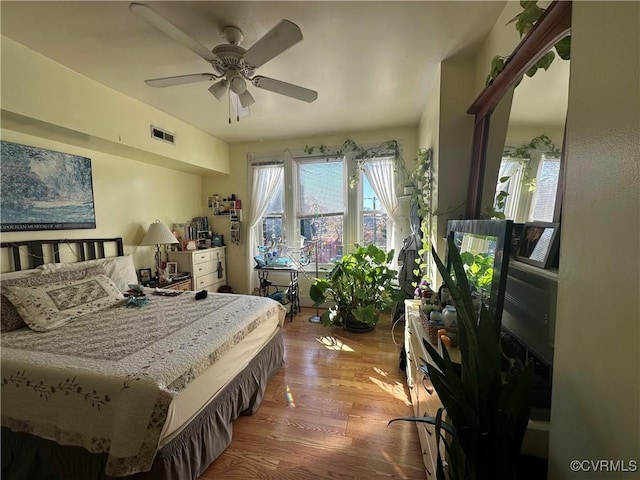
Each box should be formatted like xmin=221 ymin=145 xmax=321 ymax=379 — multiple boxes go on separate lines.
xmin=1 ymin=237 xmax=285 ymax=480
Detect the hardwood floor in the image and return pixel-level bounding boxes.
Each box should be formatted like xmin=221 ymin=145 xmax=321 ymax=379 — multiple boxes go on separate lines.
xmin=199 ymin=307 xmax=426 ymax=479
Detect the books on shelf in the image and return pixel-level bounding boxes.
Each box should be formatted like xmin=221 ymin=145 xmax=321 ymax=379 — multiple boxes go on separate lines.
xmin=173 ymin=217 xmax=210 ymax=243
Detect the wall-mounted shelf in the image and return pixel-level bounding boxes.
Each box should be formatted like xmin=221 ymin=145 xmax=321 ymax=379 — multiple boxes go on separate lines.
xmin=209 ymin=195 xmax=241 ymax=217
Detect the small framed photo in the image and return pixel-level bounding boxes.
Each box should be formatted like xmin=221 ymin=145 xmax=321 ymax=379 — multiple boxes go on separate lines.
xmin=166 ymin=262 xmax=178 ymax=277
xmin=515 ymin=222 xmax=560 ymax=269
xmin=139 ymin=268 xmax=153 ymax=283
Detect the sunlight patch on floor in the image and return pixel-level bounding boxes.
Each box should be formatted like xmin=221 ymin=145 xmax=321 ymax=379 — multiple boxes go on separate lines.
xmin=316 ymin=335 xmax=355 ymax=351
xmin=369 ymin=377 xmax=412 ymax=406
xmin=373 ymin=366 xmax=389 ymax=377
xmin=285 ymin=385 xmax=297 ymax=408
xmin=381 ymin=450 xmax=420 ymax=479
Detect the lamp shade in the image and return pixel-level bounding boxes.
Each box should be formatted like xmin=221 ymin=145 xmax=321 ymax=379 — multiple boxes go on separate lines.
xmin=140 ymin=220 xmax=179 ymax=246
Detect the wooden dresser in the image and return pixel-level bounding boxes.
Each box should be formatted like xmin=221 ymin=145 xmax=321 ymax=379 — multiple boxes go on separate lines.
xmin=405 ymin=299 xmax=549 ymax=478
xmin=405 ymin=299 xmax=442 ymax=478
xmin=168 ymin=247 xmax=226 ymax=292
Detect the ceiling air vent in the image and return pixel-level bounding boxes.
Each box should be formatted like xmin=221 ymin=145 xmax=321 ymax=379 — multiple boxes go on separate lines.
xmin=150 ymin=125 xmax=175 ymax=145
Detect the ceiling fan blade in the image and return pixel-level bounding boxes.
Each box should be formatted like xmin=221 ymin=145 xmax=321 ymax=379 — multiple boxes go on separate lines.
xmin=129 ymin=2 xmax=218 ymax=63
xmin=243 ymin=19 xmax=303 ymax=68
xmin=145 ymin=73 xmax=215 ymax=88
xmin=252 ymin=76 xmax=318 ymax=103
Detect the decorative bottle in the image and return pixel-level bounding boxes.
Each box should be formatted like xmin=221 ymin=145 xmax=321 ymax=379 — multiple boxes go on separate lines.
xmin=442 ymin=305 xmax=457 ymax=328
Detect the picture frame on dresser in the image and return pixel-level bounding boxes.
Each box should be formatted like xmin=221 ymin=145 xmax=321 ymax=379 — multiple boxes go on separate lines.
xmin=139 ymin=268 xmax=152 ymax=284
xmin=515 ymin=222 xmax=560 ymax=269
xmin=166 ymin=262 xmax=178 ymax=276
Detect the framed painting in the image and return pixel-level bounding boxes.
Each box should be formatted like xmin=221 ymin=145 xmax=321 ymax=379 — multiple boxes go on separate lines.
xmin=1 ymin=141 xmax=96 ymax=232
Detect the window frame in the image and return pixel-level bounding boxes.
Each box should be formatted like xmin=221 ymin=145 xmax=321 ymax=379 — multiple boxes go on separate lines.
xmin=249 ymin=146 xmax=398 ymax=269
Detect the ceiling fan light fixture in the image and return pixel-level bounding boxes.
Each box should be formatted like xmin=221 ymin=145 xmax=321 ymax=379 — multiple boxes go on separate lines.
xmin=208 ymin=79 xmax=228 ymax=101
xmin=229 ymin=75 xmax=247 ymax=94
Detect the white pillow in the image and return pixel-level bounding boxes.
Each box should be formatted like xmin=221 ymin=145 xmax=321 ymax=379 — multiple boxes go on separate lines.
xmin=1 ymin=265 xmax=105 ymax=332
xmin=3 ymin=274 xmax=124 ymax=332
xmin=36 ymin=255 xmax=138 ymax=293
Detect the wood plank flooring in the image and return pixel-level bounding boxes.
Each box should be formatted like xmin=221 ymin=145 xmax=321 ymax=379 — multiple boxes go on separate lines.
xmin=199 ymin=307 xmax=426 ymax=479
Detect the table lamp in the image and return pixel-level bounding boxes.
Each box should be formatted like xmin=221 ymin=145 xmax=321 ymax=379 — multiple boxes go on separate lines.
xmin=140 ymin=219 xmax=179 ymax=280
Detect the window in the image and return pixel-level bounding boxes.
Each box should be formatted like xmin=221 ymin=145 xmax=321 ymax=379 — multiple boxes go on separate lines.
xmin=262 ymin=181 xmax=284 ymax=244
xmin=297 ymin=159 xmax=344 ymax=263
xmin=361 ymin=175 xmax=388 ymax=249
xmin=249 ymin=147 xmax=399 ymax=270
xmin=529 ymin=154 xmax=560 ymax=222
xmin=493 ymin=158 xmax=527 ymax=221
xmin=493 ymin=153 xmax=560 ymax=223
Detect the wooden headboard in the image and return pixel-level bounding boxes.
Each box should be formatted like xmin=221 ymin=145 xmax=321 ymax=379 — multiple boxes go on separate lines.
xmin=1 ymin=237 xmax=124 ymax=272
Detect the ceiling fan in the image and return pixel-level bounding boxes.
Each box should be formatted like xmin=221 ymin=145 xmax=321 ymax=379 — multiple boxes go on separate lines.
xmin=129 ymin=2 xmax=318 ymax=121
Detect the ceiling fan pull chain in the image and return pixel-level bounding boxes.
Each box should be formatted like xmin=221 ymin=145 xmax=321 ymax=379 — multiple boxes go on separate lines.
xmin=228 ymin=91 xmax=232 ymax=124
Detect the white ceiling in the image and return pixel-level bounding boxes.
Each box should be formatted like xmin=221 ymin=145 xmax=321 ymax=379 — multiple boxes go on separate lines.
xmin=1 ymin=1 xmax=506 ymax=145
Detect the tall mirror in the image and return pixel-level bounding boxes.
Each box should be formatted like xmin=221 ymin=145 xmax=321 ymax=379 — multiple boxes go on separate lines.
xmin=465 ymin=0 xmax=572 ymax=220
xmin=484 ymin=58 xmax=570 ymax=223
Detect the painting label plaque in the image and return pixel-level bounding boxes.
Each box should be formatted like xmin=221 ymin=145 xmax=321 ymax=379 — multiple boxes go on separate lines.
xmin=1 ymin=141 xmax=96 ymax=232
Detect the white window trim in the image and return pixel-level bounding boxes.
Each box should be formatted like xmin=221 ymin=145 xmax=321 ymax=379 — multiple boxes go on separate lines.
xmin=247 ymin=144 xmax=400 ymax=270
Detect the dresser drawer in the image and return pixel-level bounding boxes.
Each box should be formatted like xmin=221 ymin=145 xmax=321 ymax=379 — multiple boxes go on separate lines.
xmin=193 ymin=251 xmax=213 ymax=264
xmin=194 ymin=273 xmax=215 ymax=290
xmin=167 ymin=247 xmax=226 ymax=292
xmin=193 ymin=260 xmax=215 ymax=277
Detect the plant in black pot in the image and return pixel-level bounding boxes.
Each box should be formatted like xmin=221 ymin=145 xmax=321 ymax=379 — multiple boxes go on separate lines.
xmin=309 ymin=244 xmax=402 ymax=332
xmin=389 ymin=236 xmax=534 ymax=480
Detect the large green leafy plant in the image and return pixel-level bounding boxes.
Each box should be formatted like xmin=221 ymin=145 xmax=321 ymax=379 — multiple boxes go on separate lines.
xmin=460 ymin=251 xmax=493 ymax=295
xmin=390 ymin=237 xmax=534 ymax=480
xmin=310 ymin=244 xmax=402 ymax=330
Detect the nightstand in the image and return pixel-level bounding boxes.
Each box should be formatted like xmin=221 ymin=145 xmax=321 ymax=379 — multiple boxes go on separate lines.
xmin=158 ymin=277 xmax=191 ymax=291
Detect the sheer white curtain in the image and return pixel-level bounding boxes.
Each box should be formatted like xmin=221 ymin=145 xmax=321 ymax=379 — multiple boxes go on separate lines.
xmin=494 ymin=158 xmax=524 ymax=218
xmin=247 ymin=164 xmax=284 ymax=293
xmin=363 ymin=158 xmax=402 ymax=270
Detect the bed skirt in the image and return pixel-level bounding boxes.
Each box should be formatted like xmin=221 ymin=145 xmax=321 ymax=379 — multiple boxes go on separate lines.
xmin=1 ymin=329 xmax=284 ymax=480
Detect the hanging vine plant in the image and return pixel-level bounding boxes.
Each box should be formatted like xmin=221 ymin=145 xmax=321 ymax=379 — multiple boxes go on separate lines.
xmin=486 ymin=1 xmax=571 ymax=86
xmin=304 ymin=139 xmax=410 ymax=189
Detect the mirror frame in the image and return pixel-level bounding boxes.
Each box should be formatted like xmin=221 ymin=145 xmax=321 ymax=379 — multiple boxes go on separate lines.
xmin=465 ymin=0 xmax=572 ymax=219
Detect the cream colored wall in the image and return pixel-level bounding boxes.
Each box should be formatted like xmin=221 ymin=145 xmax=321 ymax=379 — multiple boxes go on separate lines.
xmin=417 ymin=64 xmax=441 ymax=284
xmin=201 ymin=127 xmax=418 ymax=296
xmin=474 ymin=1 xmax=524 ymax=94
xmin=1 ymin=36 xmax=229 ymax=175
xmin=1 ymin=36 xmax=231 ymax=273
xmin=417 ymin=57 xmax=476 ymax=281
xmin=0 ymin=129 xmax=204 ymax=272
xmin=548 ymin=2 xmax=640 ymax=478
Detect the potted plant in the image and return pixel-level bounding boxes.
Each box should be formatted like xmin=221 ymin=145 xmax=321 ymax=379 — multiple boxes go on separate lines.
xmin=389 ymin=236 xmax=534 ymax=480
xmin=309 ymin=244 xmax=402 ymax=332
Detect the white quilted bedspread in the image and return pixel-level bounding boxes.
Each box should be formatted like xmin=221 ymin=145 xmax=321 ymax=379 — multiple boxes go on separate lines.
xmin=1 ymin=292 xmax=285 ymax=476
